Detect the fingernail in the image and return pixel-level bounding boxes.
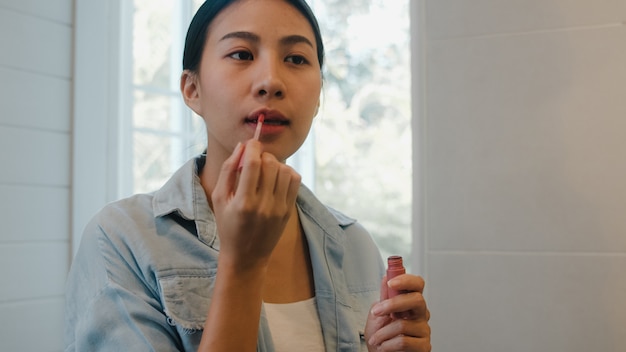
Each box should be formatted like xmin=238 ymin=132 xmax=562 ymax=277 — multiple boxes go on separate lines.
xmin=371 ymin=303 xmax=383 ymax=316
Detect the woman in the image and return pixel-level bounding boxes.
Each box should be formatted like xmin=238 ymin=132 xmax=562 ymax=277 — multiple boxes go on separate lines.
xmin=64 ymin=0 xmax=431 ymax=351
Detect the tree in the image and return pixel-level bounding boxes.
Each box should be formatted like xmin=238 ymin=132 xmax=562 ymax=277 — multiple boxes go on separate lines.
xmin=312 ymin=0 xmax=413 ymax=261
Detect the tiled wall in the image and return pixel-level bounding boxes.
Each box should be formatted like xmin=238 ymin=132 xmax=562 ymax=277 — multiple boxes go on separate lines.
xmin=0 ymin=0 xmax=73 ymax=351
xmin=419 ymin=1 xmax=626 ymax=351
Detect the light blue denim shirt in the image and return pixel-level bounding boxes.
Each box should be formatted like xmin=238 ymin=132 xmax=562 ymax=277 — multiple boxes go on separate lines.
xmin=64 ymin=155 xmax=384 ymax=351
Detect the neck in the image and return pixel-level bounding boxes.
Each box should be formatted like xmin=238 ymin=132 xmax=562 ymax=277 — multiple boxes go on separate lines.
xmin=200 ymin=158 xmax=220 ymax=209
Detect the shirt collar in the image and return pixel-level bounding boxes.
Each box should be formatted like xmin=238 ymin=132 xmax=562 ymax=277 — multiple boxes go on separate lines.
xmin=152 ymin=155 xmax=206 ymax=220
xmin=152 ymin=155 xmax=218 ymax=247
xmin=150 ymin=154 xmax=357 ymax=250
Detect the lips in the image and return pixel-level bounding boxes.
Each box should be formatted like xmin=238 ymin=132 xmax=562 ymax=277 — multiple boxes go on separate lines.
xmin=245 ymin=110 xmax=289 ymax=126
xmin=259 ymin=118 xmax=289 ymax=126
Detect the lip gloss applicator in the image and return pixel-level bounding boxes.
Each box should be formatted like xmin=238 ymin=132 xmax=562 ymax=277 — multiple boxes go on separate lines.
xmin=253 ymin=113 xmax=265 ymax=141
xmin=238 ymin=113 xmax=265 ymax=171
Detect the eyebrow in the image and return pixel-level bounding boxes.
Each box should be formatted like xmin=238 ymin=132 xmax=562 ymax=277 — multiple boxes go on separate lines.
xmin=220 ymin=31 xmax=314 ymax=49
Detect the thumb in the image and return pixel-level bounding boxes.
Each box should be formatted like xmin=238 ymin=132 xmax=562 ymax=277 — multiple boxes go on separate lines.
xmin=380 ymin=274 xmax=389 ymax=301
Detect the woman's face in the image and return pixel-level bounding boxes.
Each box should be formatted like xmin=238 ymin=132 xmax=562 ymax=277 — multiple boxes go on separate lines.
xmin=184 ymin=0 xmax=322 ymax=163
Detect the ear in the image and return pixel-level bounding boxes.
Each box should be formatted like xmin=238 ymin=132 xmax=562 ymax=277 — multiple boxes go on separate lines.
xmin=180 ymin=70 xmax=202 ymax=115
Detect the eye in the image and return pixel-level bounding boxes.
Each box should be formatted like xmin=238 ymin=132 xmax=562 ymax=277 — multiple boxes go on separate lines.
xmin=285 ymin=55 xmax=309 ymax=65
xmin=229 ymin=51 xmax=254 ymax=61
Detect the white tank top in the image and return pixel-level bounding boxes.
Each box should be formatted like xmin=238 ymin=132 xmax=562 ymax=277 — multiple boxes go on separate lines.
xmin=264 ymin=297 xmax=326 ymax=352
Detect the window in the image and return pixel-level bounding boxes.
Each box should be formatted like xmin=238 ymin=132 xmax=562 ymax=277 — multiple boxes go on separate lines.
xmin=127 ymin=0 xmax=206 ymax=195
xmin=305 ymin=0 xmax=412 ymax=261
xmin=127 ymin=0 xmax=412 ymax=262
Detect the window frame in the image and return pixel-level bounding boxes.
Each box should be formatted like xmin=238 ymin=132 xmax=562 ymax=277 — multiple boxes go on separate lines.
xmin=72 ymin=0 xmax=131 ymax=255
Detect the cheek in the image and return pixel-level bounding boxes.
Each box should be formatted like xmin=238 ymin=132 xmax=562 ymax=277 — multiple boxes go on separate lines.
xmin=200 ymin=74 xmax=236 ymax=109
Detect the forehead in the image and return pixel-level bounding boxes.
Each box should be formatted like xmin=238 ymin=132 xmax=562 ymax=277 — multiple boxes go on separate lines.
xmin=207 ymin=0 xmax=316 ymax=44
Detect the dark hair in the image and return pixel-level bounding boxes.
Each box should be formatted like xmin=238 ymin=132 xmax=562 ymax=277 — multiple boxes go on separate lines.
xmin=182 ymin=0 xmax=325 ymax=72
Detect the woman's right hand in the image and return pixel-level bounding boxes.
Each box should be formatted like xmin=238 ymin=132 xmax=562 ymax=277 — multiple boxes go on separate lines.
xmin=210 ymin=140 xmax=301 ymax=271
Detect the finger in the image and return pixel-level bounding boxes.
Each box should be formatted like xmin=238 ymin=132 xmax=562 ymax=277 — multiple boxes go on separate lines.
xmin=236 ymin=143 xmax=247 ymax=171
xmin=283 ymin=167 xmax=301 ymax=209
xmin=259 ymin=152 xmax=280 ymax=198
xmin=369 ymin=276 xmax=389 ymax=317
xmin=388 ymin=274 xmax=426 ymax=294
xmin=391 ymin=292 xmax=429 ymax=320
xmin=273 ymin=165 xmax=293 ymax=198
xmin=368 ymin=318 xmax=431 ymax=348
xmin=236 ymin=140 xmax=263 ymax=195
xmin=378 ymin=335 xmax=432 ymax=352
xmin=372 ymin=290 xmax=429 ymax=319
xmin=213 ymin=142 xmax=245 ymax=199
xmin=380 ymin=274 xmax=389 ymax=301
xmin=273 ymin=165 xmax=300 ymax=205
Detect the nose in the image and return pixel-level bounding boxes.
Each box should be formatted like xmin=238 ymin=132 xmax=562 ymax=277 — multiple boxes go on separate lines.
xmin=252 ymin=57 xmax=285 ymax=99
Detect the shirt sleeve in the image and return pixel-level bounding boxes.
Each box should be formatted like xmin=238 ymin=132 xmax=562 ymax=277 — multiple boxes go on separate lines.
xmin=64 ymin=216 xmax=184 ymax=352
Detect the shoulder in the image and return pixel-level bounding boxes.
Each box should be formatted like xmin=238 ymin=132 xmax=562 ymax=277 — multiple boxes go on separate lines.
xmin=75 ymin=193 xmax=158 ymax=274
xmin=92 ymin=193 xmax=157 ymax=234
xmin=72 ymin=194 xmax=157 ymax=266
xmin=65 ymin=194 xmax=159 ymax=322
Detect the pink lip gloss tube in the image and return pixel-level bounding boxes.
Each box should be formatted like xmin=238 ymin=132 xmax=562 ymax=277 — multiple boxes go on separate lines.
xmin=386 ymin=255 xmax=406 ymax=298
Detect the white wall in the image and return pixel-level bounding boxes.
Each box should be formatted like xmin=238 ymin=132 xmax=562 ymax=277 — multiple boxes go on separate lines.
xmin=0 ymin=0 xmax=73 ymax=351
xmin=415 ymin=0 xmax=626 ymax=351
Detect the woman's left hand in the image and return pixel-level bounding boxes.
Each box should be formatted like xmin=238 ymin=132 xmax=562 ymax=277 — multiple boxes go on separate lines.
xmin=364 ymin=274 xmax=431 ymax=351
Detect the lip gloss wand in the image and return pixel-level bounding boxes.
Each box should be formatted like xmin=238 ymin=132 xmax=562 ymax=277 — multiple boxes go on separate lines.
xmin=238 ymin=114 xmax=265 ymax=171
xmin=253 ymin=113 xmax=265 ymax=141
